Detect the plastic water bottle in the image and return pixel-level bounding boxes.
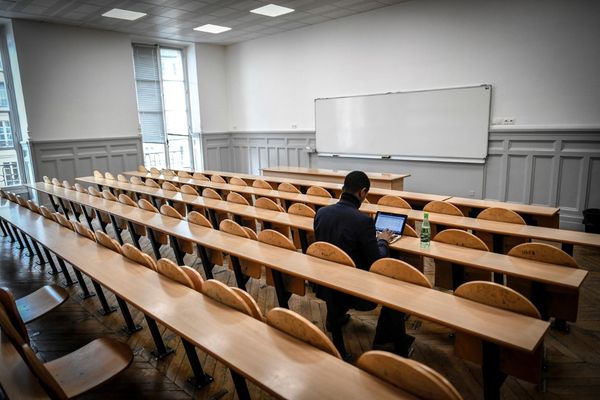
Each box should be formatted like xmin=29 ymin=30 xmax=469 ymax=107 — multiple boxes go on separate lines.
xmin=420 ymin=212 xmax=431 ymax=249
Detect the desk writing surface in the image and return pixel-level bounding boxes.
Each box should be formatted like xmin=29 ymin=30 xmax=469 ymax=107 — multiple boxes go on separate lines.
xmin=77 ymin=178 xmax=600 ymax=249
xmin=74 ymin=178 xmax=587 ymax=290
xmin=0 ymin=201 xmax=411 ymax=400
xmin=446 ymin=197 xmax=560 ymax=217
xmin=29 ymin=184 xmax=549 ymax=353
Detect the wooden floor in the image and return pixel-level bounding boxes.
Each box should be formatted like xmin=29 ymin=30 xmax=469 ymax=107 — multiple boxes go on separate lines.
xmin=1 ymin=221 xmax=600 ymax=399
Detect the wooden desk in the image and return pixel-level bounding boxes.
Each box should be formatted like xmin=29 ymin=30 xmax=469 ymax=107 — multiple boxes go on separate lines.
xmin=262 ymin=166 xmax=410 ymax=190
xmin=28 ymin=185 xmax=548 ymax=350
xmin=0 ymin=337 xmax=49 ymax=399
xmin=81 ymin=178 xmax=600 ymax=255
xmin=0 ymin=201 xmax=412 ymax=400
xmin=124 ymin=171 xmax=447 ymax=208
xmin=69 ymin=178 xmax=589 ymax=324
xmin=446 ymin=197 xmax=560 ymax=228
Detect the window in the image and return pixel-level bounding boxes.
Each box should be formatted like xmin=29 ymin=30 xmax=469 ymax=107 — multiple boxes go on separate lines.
xmin=0 ymin=32 xmax=22 ymax=189
xmin=132 ymin=44 xmax=193 ymax=170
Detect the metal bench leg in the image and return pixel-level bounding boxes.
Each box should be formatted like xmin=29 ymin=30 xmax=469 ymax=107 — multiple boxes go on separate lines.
xmin=116 ymin=297 xmax=142 ymax=335
xmin=108 ymin=215 xmax=125 ymax=245
xmin=2 ymin=220 xmax=14 ymax=242
xmin=451 ymin=263 xmax=465 ymax=291
xmin=10 ymin=225 xmax=24 ymax=249
xmin=271 ymin=269 xmax=291 ymax=308
xmin=94 ymin=210 xmax=109 ymax=234
xmin=19 ymin=230 xmax=34 ymax=257
xmin=181 ymin=339 xmax=213 ymax=389
xmin=68 ymin=201 xmax=81 ymax=222
xmin=92 ymin=281 xmax=117 ymax=315
xmin=72 ymin=268 xmax=95 ymax=299
xmin=145 ymin=316 xmax=174 ymax=359
xmin=230 ymin=370 xmax=251 ymax=400
xmin=0 ymin=220 xmax=7 ymax=237
xmin=47 ymin=194 xmax=60 ymax=212
xmin=230 ymin=256 xmax=249 ymax=290
xmin=299 ymin=230 xmax=309 ymax=253
xmin=57 ymin=198 xmax=70 ymax=219
xmin=196 ymin=244 xmax=214 ymax=279
xmin=42 ymin=247 xmax=60 ymax=274
xmin=147 ymin=229 xmax=162 ymax=260
xmin=169 ymin=236 xmax=185 ymax=265
xmin=30 ymin=239 xmax=47 ymax=265
xmin=57 ymin=257 xmax=76 ymax=287
xmin=80 ymin=206 xmax=95 ymax=231
xmin=126 ymin=221 xmax=142 ymax=249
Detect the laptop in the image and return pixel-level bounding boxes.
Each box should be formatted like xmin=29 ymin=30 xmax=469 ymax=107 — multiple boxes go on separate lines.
xmin=374 ymin=211 xmax=408 ymax=243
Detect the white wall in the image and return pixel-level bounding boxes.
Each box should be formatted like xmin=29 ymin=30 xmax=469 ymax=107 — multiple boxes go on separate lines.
xmin=226 ymin=0 xmax=600 ymax=132
xmin=12 ymin=20 xmax=139 ymax=141
xmin=196 ymin=43 xmax=228 ymax=133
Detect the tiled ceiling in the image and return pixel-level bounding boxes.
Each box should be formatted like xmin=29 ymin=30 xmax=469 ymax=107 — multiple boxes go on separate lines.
xmin=0 ymin=0 xmax=409 ymax=45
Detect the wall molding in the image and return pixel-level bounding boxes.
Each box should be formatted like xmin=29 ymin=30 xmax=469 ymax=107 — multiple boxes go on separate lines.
xmin=201 ymin=130 xmax=600 ymax=231
xmin=28 ymin=136 xmax=143 ymax=185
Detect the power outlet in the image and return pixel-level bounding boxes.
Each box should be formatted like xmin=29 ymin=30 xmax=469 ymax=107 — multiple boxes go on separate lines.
xmin=291 ymin=123 xmax=298 ymax=129
xmin=502 ymin=117 xmax=515 ymax=125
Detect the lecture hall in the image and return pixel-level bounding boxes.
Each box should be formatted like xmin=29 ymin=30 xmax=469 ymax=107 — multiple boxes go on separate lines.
xmin=0 ymin=0 xmax=599 ymax=399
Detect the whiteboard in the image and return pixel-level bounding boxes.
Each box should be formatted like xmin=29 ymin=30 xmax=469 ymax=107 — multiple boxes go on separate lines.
xmin=315 ymin=85 xmax=491 ymax=163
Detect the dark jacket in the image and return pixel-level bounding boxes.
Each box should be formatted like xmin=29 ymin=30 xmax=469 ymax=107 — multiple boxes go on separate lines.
xmin=314 ymin=192 xmax=389 ymax=271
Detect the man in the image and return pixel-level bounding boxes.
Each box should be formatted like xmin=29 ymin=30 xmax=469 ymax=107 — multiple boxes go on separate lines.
xmin=314 ymin=170 xmax=412 ymax=358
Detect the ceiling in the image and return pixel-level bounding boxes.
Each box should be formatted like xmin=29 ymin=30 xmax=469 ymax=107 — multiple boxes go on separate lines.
xmin=0 ymin=0 xmax=408 ymax=45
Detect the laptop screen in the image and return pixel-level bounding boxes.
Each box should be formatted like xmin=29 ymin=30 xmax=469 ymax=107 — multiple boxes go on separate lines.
xmin=375 ymin=211 xmax=408 ymax=236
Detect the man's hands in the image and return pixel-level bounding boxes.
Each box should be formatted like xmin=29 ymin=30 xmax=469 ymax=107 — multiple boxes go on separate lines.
xmin=377 ymin=229 xmax=395 ymax=243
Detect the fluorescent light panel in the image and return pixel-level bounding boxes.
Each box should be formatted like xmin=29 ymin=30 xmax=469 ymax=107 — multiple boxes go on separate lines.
xmin=193 ymin=24 xmax=232 ymax=34
xmin=102 ymin=8 xmax=146 ymax=21
xmin=250 ymin=4 xmax=294 ymax=17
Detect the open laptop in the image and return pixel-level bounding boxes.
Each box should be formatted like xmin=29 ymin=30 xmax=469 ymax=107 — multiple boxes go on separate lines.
xmin=374 ymin=211 xmax=408 ymax=244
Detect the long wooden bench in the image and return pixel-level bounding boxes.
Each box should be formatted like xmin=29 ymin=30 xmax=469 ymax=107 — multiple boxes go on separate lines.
xmin=26 ymin=184 xmax=550 ymax=379
xmin=0 ymin=200 xmax=413 ymax=399
xmin=142 ymin=168 xmax=560 ymax=226
xmin=76 ymin=177 xmax=598 ymax=257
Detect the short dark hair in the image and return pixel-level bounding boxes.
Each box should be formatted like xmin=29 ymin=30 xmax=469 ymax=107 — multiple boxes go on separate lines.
xmin=343 ymin=171 xmax=370 ymax=193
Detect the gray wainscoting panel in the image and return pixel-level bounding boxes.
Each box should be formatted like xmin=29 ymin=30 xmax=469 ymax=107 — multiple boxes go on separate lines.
xmin=201 ymin=130 xmax=599 ymax=230
xmin=29 ymin=136 xmax=143 ymax=184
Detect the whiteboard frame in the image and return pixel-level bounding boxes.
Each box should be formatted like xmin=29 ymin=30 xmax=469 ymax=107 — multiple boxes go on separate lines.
xmin=314 ymin=84 xmax=492 ymax=164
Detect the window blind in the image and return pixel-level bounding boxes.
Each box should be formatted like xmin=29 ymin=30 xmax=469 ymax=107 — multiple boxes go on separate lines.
xmin=132 ymin=44 xmax=165 ymax=143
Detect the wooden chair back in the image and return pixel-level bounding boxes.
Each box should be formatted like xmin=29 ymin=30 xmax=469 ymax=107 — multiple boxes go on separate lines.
xmin=259 ymin=230 xmax=305 ymax=295
xmin=93 ymin=170 xmax=103 ymax=178
xmin=202 ymin=279 xmax=253 ymax=316
xmin=104 ymin=172 xmax=115 ymax=180
xmin=74 ymin=183 xmax=88 ymax=193
xmin=161 ymin=169 xmax=175 ymax=176
xmin=370 ymin=258 xmax=432 ymax=288
xmin=162 ymin=181 xmax=180 ymax=192
xmin=138 ymin=165 xmax=148 ymax=173
xmin=149 ymin=167 xmax=161 ymax=174
xmin=229 ymin=287 xmax=263 ymax=320
xmin=229 ymin=177 xmax=247 ymax=186
xmin=177 ymin=171 xmax=191 ymax=178
xmin=432 ymin=229 xmax=490 ymax=289
xmin=130 ymin=176 xmax=143 ymax=185
xmin=117 ymin=174 xmax=128 ymax=183
xmin=101 ymin=189 xmax=118 ymax=201
xmin=192 ymin=172 xmax=209 ymax=181
xmin=210 ymin=174 xmax=226 ymax=183
xmin=53 ymin=212 xmax=74 ymax=230
xmin=307 ymin=242 xmax=355 ymax=267
xmin=51 ymin=178 xmax=62 ymax=187
xmin=61 ymin=180 xmax=73 ymax=190
xmin=255 ymin=197 xmax=284 ymax=212
xmin=267 ymin=308 xmax=340 ymax=358
xmin=121 ymin=243 xmax=157 ymax=271
xmin=180 ymin=265 xmax=204 ymax=292
xmin=15 ymin=195 xmax=28 ymax=208
xmin=423 ymin=201 xmax=464 ymax=216
xmin=20 ymin=343 xmax=69 ymax=399
xmin=252 ymin=179 xmax=273 ymax=189
xmin=377 ymin=195 xmax=411 ymax=209
xmin=43 ymin=176 xmax=52 ymax=184
xmin=87 ymin=186 xmax=101 ymax=197
xmin=508 ymin=243 xmax=578 ymax=268
xmin=476 ymin=207 xmax=527 ymax=254
xmin=145 ymin=178 xmax=160 ymax=188
xmin=138 ymin=198 xmax=158 ymax=212
xmin=202 ymin=187 xmax=222 ymax=200
xmin=357 ymin=351 xmax=462 ymax=400
xmin=118 ymin=194 xmax=137 ymax=207
xmin=180 ymin=185 xmax=199 ymax=195
xmin=227 ymin=191 xmax=250 ymax=205
xmin=73 ymin=221 xmax=95 ymax=240
xmin=156 ymin=259 xmax=194 ymax=288
xmin=27 ymin=200 xmax=41 ymax=214
xmin=403 ymin=224 xmax=418 ymax=237
xmin=40 ymin=206 xmax=56 ymax=220
xmin=453 ymin=281 xmax=543 ymax=384
xmin=220 ymin=219 xmax=250 ymax=238
xmin=159 ymin=205 xmax=194 ymax=254
xmin=278 ymin=182 xmax=301 ymax=194
xmin=95 ymin=231 xmax=122 ymax=254
xmin=0 ymin=288 xmax=29 ymax=344
xmin=307 ymin=186 xmax=331 ymax=198
xmin=288 ymin=203 xmax=316 ymax=217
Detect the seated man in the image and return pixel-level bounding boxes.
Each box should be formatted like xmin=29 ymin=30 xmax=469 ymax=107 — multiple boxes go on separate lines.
xmin=314 ymin=170 xmax=413 ymax=358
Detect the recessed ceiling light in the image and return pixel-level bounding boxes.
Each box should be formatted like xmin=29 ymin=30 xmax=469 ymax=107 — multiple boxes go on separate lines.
xmin=250 ymin=4 xmax=294 ymax=17
xmin=102 ymin=8 xmax=147 ymax=21
xmin=193 ymin=24 xmax=232 ymax=34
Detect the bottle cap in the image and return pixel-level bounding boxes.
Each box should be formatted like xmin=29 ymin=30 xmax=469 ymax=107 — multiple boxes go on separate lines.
xmin=424 ymin=212 xmax=429 ymax=218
